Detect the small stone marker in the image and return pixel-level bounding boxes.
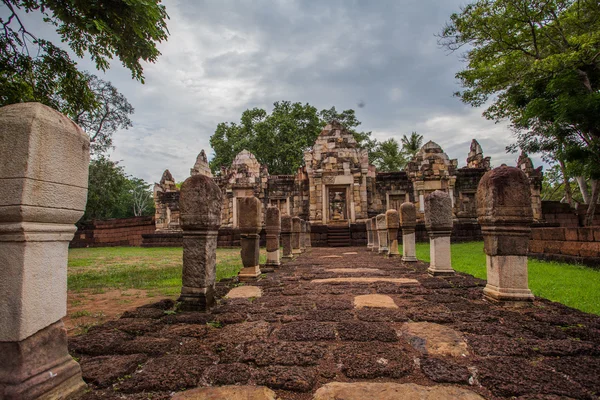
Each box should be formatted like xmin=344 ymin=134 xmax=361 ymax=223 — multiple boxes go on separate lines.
xmin=313 ymin=382 xmax=484 ymax=400
xmin=371 ymin=217 xmax=379 ymax=251
xmin=424 ymin=191 xmax=454 ymax=276
xmin=265 ymin=206 xmax=281 ymax=267
xmin=386 ymin=209 xmax=400 ymax=257
xmin=300 ymin=219 xmax=307 ymax=252
xmin=226 ymin=286 xmax=262 ymax=299
xmin=173 ymin=385 xmax=277 ymax=400
xmin=400 ymin=202 xmax=417 ymax=262
xmin=366 ymin=218 xmax=373 ymax=249
xmin=238 ymin=197 xmax=262 ymax=281
xmin=354 ymin=294 xmax=398 ymax=309
xmin=292 ymin=216 xmax=301 ymax=255
xmin=281 ymin=215 xmax=293 ymax=259
xmin=179 ymin=174 xmax=223 ymax=311
xmin=477 ymin=166 xmax=535 ymax=303
xmin=376 ymin=214 xmax=388 ymax=254
xmin=0 ymin=103 xmax=89 ymax=398
xmin=306 ymin=221 xmax=312 ymax=248
xmin=398 ymin=322 xmax=469 ymax=357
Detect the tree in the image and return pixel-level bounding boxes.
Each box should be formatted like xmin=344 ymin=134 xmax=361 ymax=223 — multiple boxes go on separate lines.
xmin=439 ymin=0 xmax=600 ymax=225
xmin=400 ymin=132 xmax=423 ymax=159
xmin=82 ymin=157 xmax=154 ymax=223
xmin=371 ymin=138 xmax=407 ymax=172
xmin=1 ymin=0 xmax=167 ymax=136
xmin=210 ymin=102 xmax=378 ymax=175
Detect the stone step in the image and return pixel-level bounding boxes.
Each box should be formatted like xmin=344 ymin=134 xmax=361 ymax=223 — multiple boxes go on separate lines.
xmin=313 ymin=382 xmax=484 ymax=400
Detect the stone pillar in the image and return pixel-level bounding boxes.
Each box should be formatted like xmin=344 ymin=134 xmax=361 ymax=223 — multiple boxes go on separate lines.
xmin=306 ymin=222 xmax=312 ymax=248
xmin=300 ymin=219 xmax=306 ymax=252
xmin=281 ymin=215 xmax=293 ymax=259
xmin=179 ymin=174 xmax=222 ymax=311
xmin=425 ymin=191 xmax=454 ymax=276
xmin=400 ymin=202 xmax=417 ymax=262
xmin=292 ymin=217 xmax=301 ymax=255
xmin=477 ymin=166 xmax=535 ymax=303
xmin=366 ymin=218 xmax=373 ymax=249
xmin=386 ymin=209 xmax=400 ymax=257
xmin=0 ymin=103 xmax=89 ymax=399
xmin=238 ymin=197 xmax=262 ymax=281
xmin=376 ymin=214 xmax=388 ymax=254
xmin=265 ymin=206 xmax=281 ymax=267
xmin=371 ymin=217 xmax=379 ymax=251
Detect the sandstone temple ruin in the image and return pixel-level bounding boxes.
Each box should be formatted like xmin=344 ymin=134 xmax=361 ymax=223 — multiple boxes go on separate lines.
xmin=146 ymin=122 xmax=543 ymax=247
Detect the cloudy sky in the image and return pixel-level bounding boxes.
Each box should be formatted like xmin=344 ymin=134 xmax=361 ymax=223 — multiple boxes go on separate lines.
xmin=14 ymin=0 xmax=543 ymax=183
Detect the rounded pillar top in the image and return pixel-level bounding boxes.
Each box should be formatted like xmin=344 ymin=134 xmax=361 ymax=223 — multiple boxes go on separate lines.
xmin=424 ymin=190 xmax=453 ymax=231
xmin=400 ymin=202 xmax=416 ymax=228
xmin=385 ymin=209 xmax=400 ymax=229
xmin=477 ymin=166 xmax=533 ymax=226
xmin=281 ymin=215 xmax=292 ymax=232
xmin=180 ymin=174 xmax=223 ymax=230
xmin=266 ymin=206 xmax=281 ymax=229
xmin=376 ymin=214 xmax=387 ymax=229
xmin=238 ymin=196 xmax=262 ymax=233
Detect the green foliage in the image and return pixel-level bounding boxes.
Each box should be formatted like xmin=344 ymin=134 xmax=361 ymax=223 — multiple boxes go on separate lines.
xmin=400 ymin=132 xmax=423 ymax=159
xmin=82 ymin=157 xmax=154 ymax=223
xmin=371 ymin=138 xmax=407 ymax=172
xmin=405 ymin=241 xmax=600 ymax=315
xmin=209 ymin=102 xmax=377 ymax=175
xmin=1 ymin=0 xmax=166 ymax=152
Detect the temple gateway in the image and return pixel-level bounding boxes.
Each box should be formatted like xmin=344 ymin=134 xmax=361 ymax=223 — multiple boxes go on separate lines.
xmin=147 ymin=122 xmax=542 ymax=247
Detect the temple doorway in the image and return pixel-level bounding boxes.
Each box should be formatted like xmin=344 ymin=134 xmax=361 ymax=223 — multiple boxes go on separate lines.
xmin=327 ymin=186 xmax=349 ymax=222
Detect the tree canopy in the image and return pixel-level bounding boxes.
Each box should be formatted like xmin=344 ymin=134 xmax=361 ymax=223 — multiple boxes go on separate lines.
xmin=209 ymin=101 xmax=377 ymax=175
xmin=439 ymin=0 xmax=600 ymax=224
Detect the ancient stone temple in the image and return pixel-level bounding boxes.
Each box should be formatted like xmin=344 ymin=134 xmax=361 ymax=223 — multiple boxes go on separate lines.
xmin=518 ymin=151 xmax=544 ymax=222
xmin=144 ymin=125 xmax=542 ymax=247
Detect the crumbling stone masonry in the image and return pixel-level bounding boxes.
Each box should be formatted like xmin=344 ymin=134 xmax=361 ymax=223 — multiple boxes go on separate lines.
xmin=425 ymin=191 xmax=454 ymax=276
xmin=0 ymin=103 xmax=89 ymax=399
xmin=477 ymin=166 xmax=535 ymax=303
xmin=178 ymin=174 xmax=222 ymax=311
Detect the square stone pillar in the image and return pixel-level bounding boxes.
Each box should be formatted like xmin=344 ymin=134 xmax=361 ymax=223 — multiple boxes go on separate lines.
xmin=0 ymin=103 xmax=89 ymax=399
xmin=425 ymin=191 xmax=454 ymax=276
xmin=366 ymin=218 xmax=373 ymax=249
xmin=477 ymin=166 xmax=535 ymax=303
xmin=292 ymin=217 xmax=301 ymax=255
xmin=376 ymin=214 xmax=388 ymax=254
xmin=238 ymin=197 xmax=262 ymax=281
xmin=281 ymin=215 xmax=293 ymax=259
xmin=178 ymin=174 xmax=222 ymax=311
xmin=300 ymin=219 xmax=306 ymax=252
xmin=400 ymin=202 xmax=417 ymax=262
xmin=371 ymin=217 xmax=379 ymax=251
xmin=386 ymin=209 xmax=400 ymax=257
xmin=306 ymin=222 xmax=312 ymax=248
xmin=265 ymin=206 xmax=281 ymax=267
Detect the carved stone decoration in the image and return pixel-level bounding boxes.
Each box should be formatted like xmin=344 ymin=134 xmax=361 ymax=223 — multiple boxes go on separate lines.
xmin=190 ymin=149 xmax=213 ymax=177
xmin=424 ymin=190 xmax=454 ymax=276
xmin=477 ymin=166 xmax=534 ymax=303
xmin=517 ymin=151 xmax=544 ymax=222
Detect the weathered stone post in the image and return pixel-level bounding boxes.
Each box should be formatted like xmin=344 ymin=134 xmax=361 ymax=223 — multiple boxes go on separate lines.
xmin=366 ymin=218 xmax=373 ymax=249
xmin=386 ymin=209 xmax=400 ymax=257
xmin=292 ymin=217 xmax=301 ymax=255
xmin=376 ymin=214 xmax=388 ymax=254
xmin=371 ymin=217 xmax=379 ymax=251
xmin=281 ymin=215 xmax=293 ymax=259
xmin=0 ymin=103 xmax=89 ymax=399
xmin=179 ymin=174 xmax=222 ymax=311
xmin=265 ymin=206 xmax=281 ymax=267
xmin=306 ymin=222 xmax=312 ymax=248
xmin=425 ymin=190 xmax=454 ymax=276
xmin=400 ymin=202 xmax=418 ymax=262
xmin=238 ymin=197 xmax=262 ymax=281
xmin=477 ymin=166 xmax=535 ymax=303
xmin=300 ymin=219 xmax=307 ymax=252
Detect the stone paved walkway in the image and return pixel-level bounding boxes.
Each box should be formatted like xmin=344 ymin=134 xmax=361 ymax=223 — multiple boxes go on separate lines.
xmin=71 ymin=247 xmax=600 ymax=399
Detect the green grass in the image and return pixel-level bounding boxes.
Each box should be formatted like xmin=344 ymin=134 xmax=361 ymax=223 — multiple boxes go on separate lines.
xmin=400 ymin=241 xmax=600 ymax=315
xmin=68 ymin=247 xmax=266 ymax=295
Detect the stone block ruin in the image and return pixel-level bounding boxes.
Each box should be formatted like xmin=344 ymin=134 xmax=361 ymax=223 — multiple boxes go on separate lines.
xmin=144 ymin=122 xmax=544 ymax=248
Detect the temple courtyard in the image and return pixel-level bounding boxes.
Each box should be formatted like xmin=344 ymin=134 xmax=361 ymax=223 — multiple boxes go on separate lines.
xmin=69 ymin=246 xmax=600 ymax=399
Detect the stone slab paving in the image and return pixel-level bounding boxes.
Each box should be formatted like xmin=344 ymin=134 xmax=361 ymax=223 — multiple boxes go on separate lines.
xmin=313 ymin=382 xmax=485 ymax=400
xmin=172 ymin=385 xmax=277 ymax=400
xmin=354 ymin=294 xmax=398 ymax=309
xmin=325 ymin=268 xmax=383 ymax=274
xmin=227 ymin=286 xmax=263 ymax=299
xmin=311 ymin=277 xmax=419 ymax=284
xmin=71 ymin=246 xmax=600 ymax=400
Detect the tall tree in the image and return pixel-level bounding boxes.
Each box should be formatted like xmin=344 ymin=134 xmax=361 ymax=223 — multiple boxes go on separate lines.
xmin=371 ymin=138 xmax=408 ymax=172
xmin=400 ymin=132 xmax=424 ymax=159
xmin=439 ymin=0 xmax=600 ymax=225
xmin=1 ymin=0 xmax=167 ymax=140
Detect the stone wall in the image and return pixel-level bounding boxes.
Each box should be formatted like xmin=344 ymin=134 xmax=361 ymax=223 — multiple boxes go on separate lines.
xmin=71 ymin=217 xmax=156 ymax=248
xmin=529 ymin=227 xmax=600 ymax=267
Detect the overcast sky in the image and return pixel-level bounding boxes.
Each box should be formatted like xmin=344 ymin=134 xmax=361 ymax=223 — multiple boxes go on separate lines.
xmin=11 ymin=0 xmax=544 ymax=183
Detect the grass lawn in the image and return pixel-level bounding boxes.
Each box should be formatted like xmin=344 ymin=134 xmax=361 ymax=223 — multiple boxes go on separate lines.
xmin=402 ymin=241 xmax=600 ymax=315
